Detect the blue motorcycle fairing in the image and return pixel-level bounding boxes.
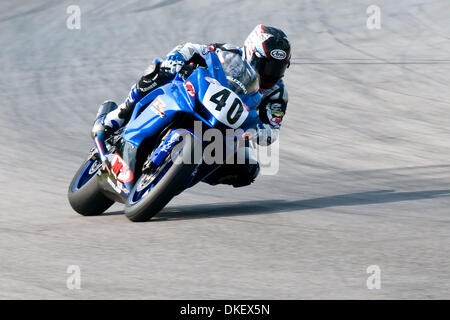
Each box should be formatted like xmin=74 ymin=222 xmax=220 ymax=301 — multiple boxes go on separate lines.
xmin=123 ymin=71 xmax=260 ymax=147
xmin=122 ymin=81 xmax=194 ymax=147
xmin=119 ymin=50 xmax=262 ymax=195
xmin=186 ymin=68 xmax=261 ymax=131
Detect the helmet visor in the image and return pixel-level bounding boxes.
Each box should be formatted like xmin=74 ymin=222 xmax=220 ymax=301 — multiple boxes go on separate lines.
xmin=252 ymin=56 xmax=288 ymax=87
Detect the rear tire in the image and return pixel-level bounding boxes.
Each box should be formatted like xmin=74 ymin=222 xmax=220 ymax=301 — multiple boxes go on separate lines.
xmin=124 ymin=134 xmax=201 ymax=222
xmin=68 ymin=159 xmax=114 ymax=216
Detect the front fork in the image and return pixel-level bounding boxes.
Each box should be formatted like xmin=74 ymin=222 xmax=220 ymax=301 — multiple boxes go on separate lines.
xmin=142 ymin=129 xmax=190 ymax=172
xmin=94 ymin=132 xmax=109 ymax=164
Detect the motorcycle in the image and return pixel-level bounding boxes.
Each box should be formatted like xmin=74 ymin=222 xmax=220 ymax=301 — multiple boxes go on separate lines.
xmin=68 ymin=49 xmax=262 ymax=221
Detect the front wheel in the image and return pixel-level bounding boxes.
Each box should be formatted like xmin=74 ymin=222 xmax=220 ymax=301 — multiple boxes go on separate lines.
xmin=68 ymin=157 xmax=114 ymax=216
xmin=124 ymin=133 xmax=201 ymax=222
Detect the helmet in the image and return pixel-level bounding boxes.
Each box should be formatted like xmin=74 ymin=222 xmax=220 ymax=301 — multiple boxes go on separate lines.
xmin=244 ymin=24 xmax=291 ymax=89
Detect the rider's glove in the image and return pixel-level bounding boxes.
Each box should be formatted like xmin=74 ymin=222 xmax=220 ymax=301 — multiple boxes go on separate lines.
xmin=256 ymin=122 xmax=277 ymax=146
xmin=240 ymin=122 xmax=277 ymax=146
xmin=91 ymin=114 xmax=114 ymax=140
xmin=161 ymin=52 xmax=186 ymax=75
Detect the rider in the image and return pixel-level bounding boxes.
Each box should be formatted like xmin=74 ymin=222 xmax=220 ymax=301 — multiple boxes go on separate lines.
xmin=92 ymin=24 xmax=291 ymax=187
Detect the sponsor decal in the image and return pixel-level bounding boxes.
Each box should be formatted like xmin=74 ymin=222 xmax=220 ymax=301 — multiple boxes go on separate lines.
xmin=270 ymin=117 xmax=282 ymax=124
xmin=122 ymin=185 xmax=130 ymax=195
xmin=150 ymin=96 xmax=166 ymax=118
xmin=185 ymin=81 xmax=196 ymax=97
xmin=107 ymin=177 xmax=122 ymax=194
xmin=226 ymin=76 xmax=247 ymax=94
xmin=139 ymin=81 xmax=157 ymax=93
xmin=271 ymin=110 xmax=284 ymax=118
xmin=267 ymin=107 xmax=284 ymax=127
xmin=111 ymin=153 xmax=134 ymax=183
xmin=107 ymin=177 xmax=130 ymax=195
xmin=270 ymin=49 xmax=287 ymax=60
xmin=116 ymin=181 xmax=130 ymax=196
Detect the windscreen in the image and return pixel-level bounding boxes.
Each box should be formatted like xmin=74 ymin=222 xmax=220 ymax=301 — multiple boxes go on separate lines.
xmin=218 ymin=50 xmax=260 ymax=95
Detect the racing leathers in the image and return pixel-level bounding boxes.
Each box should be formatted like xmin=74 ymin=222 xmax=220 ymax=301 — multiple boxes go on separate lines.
xmin=97 ymin=42 xmax=288 ymax=187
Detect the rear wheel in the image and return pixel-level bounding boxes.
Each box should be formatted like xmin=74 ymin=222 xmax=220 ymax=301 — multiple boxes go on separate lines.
xmin=68 ymin=157 xmax=114 ymax=216
xmin=124 ymin=133 xmax=201 ymax=222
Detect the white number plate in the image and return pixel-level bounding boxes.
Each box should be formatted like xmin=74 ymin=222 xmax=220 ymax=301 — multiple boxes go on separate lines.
xmin=202 ymin=83 xmax=249 ymax=129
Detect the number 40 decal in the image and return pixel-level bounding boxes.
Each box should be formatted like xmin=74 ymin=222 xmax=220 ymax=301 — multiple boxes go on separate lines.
xmin=202 ymin=84 xmax=250 ymax=128
xmin=209 ymin=89 xmax=244 ymax=125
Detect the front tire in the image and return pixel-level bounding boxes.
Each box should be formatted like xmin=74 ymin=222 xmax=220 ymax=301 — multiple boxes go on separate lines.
xmin=68 ymin=158 xmax=114 ymax=216
xmin=124 ymin=134 xmax=201 ymax=222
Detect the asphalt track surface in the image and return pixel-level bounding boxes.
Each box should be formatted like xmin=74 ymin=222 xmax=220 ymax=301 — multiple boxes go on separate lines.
xmin=1 ymin=0 xmax=450 ymax=299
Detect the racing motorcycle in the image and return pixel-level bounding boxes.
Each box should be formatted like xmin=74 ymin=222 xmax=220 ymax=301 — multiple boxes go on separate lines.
xmin=68 ymin=49 xmax=262 ymax=221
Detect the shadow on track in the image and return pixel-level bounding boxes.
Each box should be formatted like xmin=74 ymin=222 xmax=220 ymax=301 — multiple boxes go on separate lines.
xmin=104 ymin=188 xmax=450 ymax=221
